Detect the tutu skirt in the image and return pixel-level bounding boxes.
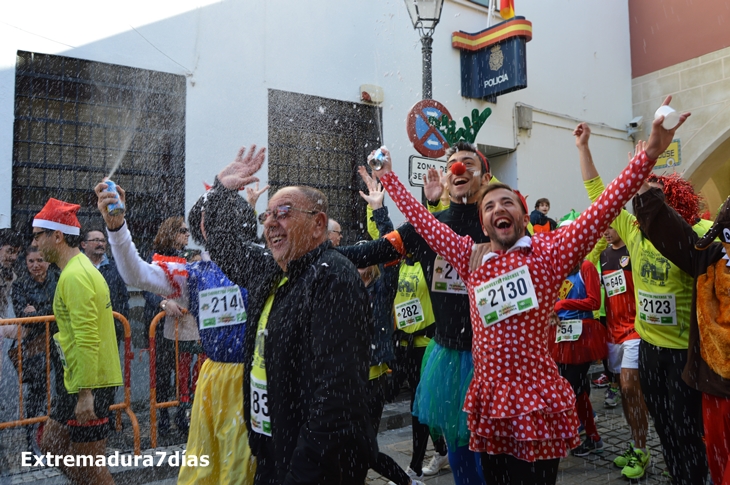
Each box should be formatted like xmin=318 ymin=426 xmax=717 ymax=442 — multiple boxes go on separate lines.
xmin=548 ymin=318 xmax=607 ymax=365
xmin=413 ymin=339 xmax=473 ymax=449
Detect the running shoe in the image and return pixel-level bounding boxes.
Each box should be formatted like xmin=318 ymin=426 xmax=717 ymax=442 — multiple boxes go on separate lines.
xmin=571 ymin=437 xmax=604 ymax=457
xmin=604 ymin=386 xmax=621 ymax=408
xmin=591 ymin=373 xmax=610 ymax=388
xmin=422 ymin=452 xmax=449 ymax=475
xmin=387 ymin=468 xmax=424 ymax=485
xmin=406 ymin=467 xmax=424 ymax=480
xmin=621 ymin=448 xmax=650 ymax=480
xmin=613 ymin=443 xmax=636 ymax=468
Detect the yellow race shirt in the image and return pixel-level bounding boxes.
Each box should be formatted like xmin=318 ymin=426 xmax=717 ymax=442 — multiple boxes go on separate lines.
xmin=584 ymin=177 xmax=709 ymax=349
xmin=53 ymin=253 xmax=122 ymax=393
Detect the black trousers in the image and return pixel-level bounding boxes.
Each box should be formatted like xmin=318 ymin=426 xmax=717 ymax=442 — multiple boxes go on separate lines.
xmin=638 ymin=341 xmax=707 ymax=485
xmin=368 ymin=375 xmax=411 ymax=485
xmin=388 ymin=344 xmax=447 ymax=473
xmin=254 ymin=431 xmax=370 ymax=485
xmin=480 ymin=453 xmax=559 ymax=485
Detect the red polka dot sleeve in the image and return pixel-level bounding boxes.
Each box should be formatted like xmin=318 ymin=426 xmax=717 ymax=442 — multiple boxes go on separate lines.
xmin=380 ymin=171 xmax=473 ymax=279
xmin=548 ymin=150 xmax=654 ymax=285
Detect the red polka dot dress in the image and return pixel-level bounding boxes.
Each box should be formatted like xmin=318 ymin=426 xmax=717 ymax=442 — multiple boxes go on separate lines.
xmin=380 ymin=151 xmax=654 ymax=462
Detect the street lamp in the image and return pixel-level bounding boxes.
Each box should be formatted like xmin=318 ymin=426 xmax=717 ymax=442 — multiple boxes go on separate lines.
xmin=404 ymin=0 xmax=445 ymax=100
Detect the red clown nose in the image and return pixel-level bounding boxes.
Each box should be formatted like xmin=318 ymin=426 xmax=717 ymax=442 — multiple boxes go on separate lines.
xmin=450 ymin=161 xmax=466 ymax=176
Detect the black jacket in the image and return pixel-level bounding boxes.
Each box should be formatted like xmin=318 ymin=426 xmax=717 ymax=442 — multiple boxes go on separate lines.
xmin=202 ymin=180 xmax=377 ymax=484
xmin=338 ymin=202 xmax=489 ymax=351
xmin=97 ymin=256 xmax=130 ymax=342
xmin=12 ymin=268 xmax=59 ymax=341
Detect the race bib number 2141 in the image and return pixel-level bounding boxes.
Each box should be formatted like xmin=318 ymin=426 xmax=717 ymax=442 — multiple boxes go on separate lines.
xmin=198 ymin=286 xmax=247 ymax=330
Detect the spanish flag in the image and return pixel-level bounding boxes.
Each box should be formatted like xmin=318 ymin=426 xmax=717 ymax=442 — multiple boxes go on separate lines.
xmin=500 ymin=0 xmax=515 ymax=19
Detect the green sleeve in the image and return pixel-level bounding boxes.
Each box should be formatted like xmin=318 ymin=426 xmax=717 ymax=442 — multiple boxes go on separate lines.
xmin=428 ymin=200 xmax=449 ymax=213
xmin=366 ymin=206 xmax=379 ymax=240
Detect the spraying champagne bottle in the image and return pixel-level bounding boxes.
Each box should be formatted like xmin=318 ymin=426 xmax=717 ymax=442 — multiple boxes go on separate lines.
xmin=105 ymin=180 xmax=126 ymax=216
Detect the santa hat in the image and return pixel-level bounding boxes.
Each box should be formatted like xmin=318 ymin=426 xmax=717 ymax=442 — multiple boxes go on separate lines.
xmin=33 ymin=198 xmax=81 ymax=236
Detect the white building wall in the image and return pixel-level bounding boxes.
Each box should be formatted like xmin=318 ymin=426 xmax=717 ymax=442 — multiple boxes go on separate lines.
xmin=0 ymin=0 xmax=634 ymax=228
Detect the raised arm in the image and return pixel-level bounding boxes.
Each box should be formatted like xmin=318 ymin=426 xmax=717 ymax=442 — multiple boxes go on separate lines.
xmin=372 ymin=149 xmax=473 ymax=278
xmin=632 ymin=187 xmax=699 ymax=276
xmin=95 ymin=182 xmax=175 ymax=296
xmin=552 ymin=148 xmax=658 ymax=282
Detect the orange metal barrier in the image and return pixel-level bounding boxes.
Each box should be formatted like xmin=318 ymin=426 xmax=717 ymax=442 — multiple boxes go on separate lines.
xmin=148 ymin=310 xmax=181 ymax=449
xmin=0 ymin=312 xmax=141 ymax=455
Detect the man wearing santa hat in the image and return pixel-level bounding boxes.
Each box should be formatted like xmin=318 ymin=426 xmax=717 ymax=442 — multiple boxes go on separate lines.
xmin=32 ymin=198 xmax=121 ymax=485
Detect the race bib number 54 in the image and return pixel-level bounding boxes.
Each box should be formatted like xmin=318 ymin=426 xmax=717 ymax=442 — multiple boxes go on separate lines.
xmin=475 ymin=266 xmax=538 ymax=327
xmin=198 ymin=286 xmax=247 ymax=330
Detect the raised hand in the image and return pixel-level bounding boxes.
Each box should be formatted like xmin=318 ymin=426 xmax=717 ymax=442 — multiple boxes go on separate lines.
xmin=573 ymin=123 xmax=591 ymax=148
xmin=217 ymin=145 xmax=267 ymax=191
xmin=246 ymin=182 xmax=270 ymax=208
xmin=369 ymin=147 xmax=392 ymax=179
xmin=358 ymin=166 xmax=385 ymax=209
xmin=646 ymin=96 xmax=690 ymax=161
xmin=95 ymin=180 xmax=127 ymax=231
xmin=424 ymin=168 xmax=445 ymax=203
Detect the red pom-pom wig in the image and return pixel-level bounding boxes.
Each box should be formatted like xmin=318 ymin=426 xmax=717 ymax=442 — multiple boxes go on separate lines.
xmin=648 ymin=173 xmax=700 ymax=226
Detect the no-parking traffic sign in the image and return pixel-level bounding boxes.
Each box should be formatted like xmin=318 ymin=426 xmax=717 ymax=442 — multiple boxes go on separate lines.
xmin=407 ymin=100 xmax=451 ymax=159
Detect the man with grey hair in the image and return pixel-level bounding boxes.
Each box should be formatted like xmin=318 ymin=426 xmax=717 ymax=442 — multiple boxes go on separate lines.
xmin=198 ymin=145 xmax=376 ymax=485
xmin=328 ymin=218 xmax=342 ymax=247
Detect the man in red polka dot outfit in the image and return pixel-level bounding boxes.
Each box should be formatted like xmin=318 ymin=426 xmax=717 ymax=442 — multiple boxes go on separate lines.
xmin=371 ymin=98 xmax=688 ymax=484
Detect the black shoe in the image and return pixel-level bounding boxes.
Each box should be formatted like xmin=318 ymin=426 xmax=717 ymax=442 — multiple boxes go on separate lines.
xmin=572 ymin=437 xmax=604 ymax=457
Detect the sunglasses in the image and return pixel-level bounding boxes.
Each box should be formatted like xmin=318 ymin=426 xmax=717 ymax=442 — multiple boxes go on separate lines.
xmin=178 ymin=227 xmax=190 ymax=235
xmin=258 ymin=205 xmax=319 ymax=224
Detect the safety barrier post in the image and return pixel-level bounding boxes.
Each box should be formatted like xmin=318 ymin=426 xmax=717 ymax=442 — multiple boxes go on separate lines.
xmin=148 ymin=310 xmax=181 ymax=448
xmin=0 ymin=314 xmax=141 ymax=455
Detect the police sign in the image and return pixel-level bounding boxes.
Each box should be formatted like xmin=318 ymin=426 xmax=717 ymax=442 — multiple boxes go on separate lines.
xmin=408 ymin=155 xmax=447 ymax=187
xmin=452 ymin=17 xmax=532 ymax=100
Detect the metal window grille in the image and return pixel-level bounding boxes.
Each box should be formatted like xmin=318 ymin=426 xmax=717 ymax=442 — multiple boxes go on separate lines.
xmin=268 ymin=89 xmax=383 ymax=246
xmin=12 ymin=51 xmax=186 ymax=255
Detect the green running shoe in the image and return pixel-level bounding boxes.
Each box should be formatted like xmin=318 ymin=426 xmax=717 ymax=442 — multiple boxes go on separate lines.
xmin=613 ymin=443 xmax=636 ymax=468
xmin=621 ymin=448 xmax=650 ymax=480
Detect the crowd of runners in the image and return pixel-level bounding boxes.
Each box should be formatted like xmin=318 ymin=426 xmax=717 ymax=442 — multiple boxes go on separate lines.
xmin=1 ymin=96 xmax=728 ymax=485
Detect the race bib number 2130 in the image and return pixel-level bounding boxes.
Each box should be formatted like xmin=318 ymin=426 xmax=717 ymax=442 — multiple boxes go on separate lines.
xmin=474 ymin=266 xmax=538 ymax=327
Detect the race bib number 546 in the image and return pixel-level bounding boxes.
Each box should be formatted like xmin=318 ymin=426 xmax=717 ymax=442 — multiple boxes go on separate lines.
xmin=475 ymin=266 xmax=538 ymax=327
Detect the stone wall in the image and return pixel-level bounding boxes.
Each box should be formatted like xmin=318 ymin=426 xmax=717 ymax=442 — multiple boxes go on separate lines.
xmin=631 ymin=45 xmax=730 ymax=212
